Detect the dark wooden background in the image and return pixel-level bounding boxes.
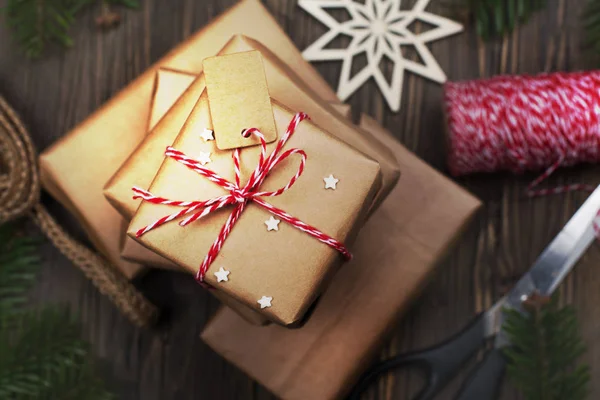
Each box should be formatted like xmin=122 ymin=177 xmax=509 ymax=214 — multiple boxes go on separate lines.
xmin=1 ymin=0 xmax=598 ymax=398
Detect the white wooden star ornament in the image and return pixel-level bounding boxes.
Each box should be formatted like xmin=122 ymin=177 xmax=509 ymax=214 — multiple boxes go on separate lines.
xmin=258 ymin=296 xmax=273 ymax=309
xmin=214 ymin=267 xmax=230 ymax=283
xmin=197 ymin=151 xmax=212 ymax=165
xmin=324 ymin=174 xmax=339 ymax=190
xmin=299 ymin=0 xmax=463 ymax=111
xmin=200 ymin=128 xmax=214 ymax=142
xmin=265 ymin=216 xmax=281 ymax=231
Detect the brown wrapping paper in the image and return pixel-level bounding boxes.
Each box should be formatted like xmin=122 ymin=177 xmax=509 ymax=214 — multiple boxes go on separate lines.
xmin=115 ymin=69 xmax=197 ymax=271
xmin=201 ymin=116 xmax=481 ymax=400
xmin=332 ymin=104 xmax=352 ymax=119
xmin=128 ymin=92 xmax=382 ymax=325
xmin=105 ymin=35 xmax=400 ymax=222
xmin=149 ymin=69 xmax=196 ymax=130
xmin=39 ymin=0 xmax=343 ymax=279
xmin=117 ymin=69 xmax=352 ymax=270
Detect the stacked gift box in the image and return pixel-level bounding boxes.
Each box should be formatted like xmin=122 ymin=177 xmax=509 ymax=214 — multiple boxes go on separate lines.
xmin=39 ymin=0 xmax=480 ymax=398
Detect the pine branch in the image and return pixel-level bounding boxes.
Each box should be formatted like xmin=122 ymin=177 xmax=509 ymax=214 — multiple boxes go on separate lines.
xmin=0 ymin=225 xmax=39 ymax=327
xmin=0 ymin=309 xmax=83 ymax=398
xmin=461 ymin=0 xmax=548 ymax=40
xmin=0 ymin=309 xmax=113 ymax=400
xmin=583 ymin=0 xmax=600 ymax=55
xmin=2 ymin=0 xmax=84 ymax=58
xmin=1 ymin=0 xmax=139 ymax=59
xmin=502 ymin=294 xmax=590 ymax=400
xmin=104 ymin=0 xmax=139 ymax=9
xmin=0 ymin=224 xmax=114 ymax=399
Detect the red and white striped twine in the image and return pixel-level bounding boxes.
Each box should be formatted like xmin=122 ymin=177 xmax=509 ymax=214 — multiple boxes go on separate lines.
xmin=444 ymin=71 xmax=600 ymax=197
xmin=132 ymin=113 xmax=352 ymax=283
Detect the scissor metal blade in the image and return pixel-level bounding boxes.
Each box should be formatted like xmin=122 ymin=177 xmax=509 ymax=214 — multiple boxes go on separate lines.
xmin=506 ymin=185 xmax=600 ymax=309
xmin=482 ymin=185 xmax=600 ymax=343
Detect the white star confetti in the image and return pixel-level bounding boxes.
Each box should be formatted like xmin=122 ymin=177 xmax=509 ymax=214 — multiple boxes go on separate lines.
xmin=265 ymin=216 xmax=281 ymax=231
xmin=214 ymin=267 xmax=230 ymax=283
xmin=257 ymin=296 xmax=273 ymax=309
xmin=197 ymin=151 xmax=212 ymax=165
xmin=324 ymin=174 xmax=339 ymax=190
xmin=299 ymin=0 xmax=463 ymax=111
xmin=200 ymin=128 xmax=214 ymax=142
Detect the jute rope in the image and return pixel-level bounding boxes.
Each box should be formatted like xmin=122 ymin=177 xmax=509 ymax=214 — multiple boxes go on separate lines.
xmin=0 ymin=95 xmax=159 ymax=327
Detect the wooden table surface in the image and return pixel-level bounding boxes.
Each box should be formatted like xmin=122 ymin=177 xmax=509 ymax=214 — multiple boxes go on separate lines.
xmin=1 ymin=0 xmax=598 ymax=399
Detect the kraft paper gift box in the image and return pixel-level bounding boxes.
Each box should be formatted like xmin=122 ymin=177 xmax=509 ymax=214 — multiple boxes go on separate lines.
xmin=118 ymin=68 xmax=354 ymax=270
xmin=127 ymin=54 xmax=383 ymax=325
xmin=119 ymin=67 xmax=356 ymax=327
xmin=106 ymin=35 xmax=400 ymax=270
xmin=200 ymin=115 xmax=481 ymax=400
xmin=39 ymin=0 xmax=350 ymax=279
xmin=118 ymin=67 xmax=364 ymax=328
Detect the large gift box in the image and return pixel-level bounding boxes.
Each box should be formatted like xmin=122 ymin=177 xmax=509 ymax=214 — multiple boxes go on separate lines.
xmin=34 ymin=0 xmax=483 ymax=394
xmin=106 ymin=35 xmax=401 ymax=270
xmin=126 ymin=50 xmax=383 ymax=325
xmin=39 ymin=0 xmax=346 ymax=279
xmin=201 ymin=115 xmax=481 ymax=400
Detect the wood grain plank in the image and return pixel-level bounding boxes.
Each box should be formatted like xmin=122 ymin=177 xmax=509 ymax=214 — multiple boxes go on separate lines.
xmin=2 ymin=0 xmax=600 ymax=399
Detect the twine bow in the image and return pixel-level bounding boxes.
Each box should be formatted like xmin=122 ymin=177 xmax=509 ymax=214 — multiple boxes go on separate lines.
xmin=133 ymin=113 xmax=351 ymax=282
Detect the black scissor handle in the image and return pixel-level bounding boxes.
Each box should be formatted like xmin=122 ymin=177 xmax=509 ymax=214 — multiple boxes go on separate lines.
xmin=454 ymin=347 xmax=506 ymax=400
xmin=348 ymin=313 xmax=488 ymax=400
xmin=347 ymin=353 xmax=438 ymax=400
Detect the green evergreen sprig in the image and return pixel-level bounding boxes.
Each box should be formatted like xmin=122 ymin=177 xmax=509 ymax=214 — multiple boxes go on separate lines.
xmin=583 ymin=0 xmax=600 ymax=55
xmin=0 ymin=224 xmax=113 ymax=400
xmin=1 ymin=0 xmax=139 ymax=59
xmin=503 ymin=293 xmax=590 ymax=400
xmin=462 ymin=0 xmax=548 ymax=40
xmin=0 ymin=230 xmax=39 ymax=325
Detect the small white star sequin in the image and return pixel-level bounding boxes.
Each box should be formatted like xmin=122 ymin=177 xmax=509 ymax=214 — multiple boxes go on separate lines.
xmin=200 ymin=128 xmax=214 ymax=142
xmin=214 ymin=267 xmax=230 ymax=283
xmin=198 ymin=151 xmax=212 ymax=165
xmin=324 ymin=174 xmax=339 ymax=190
xmin=265 ymin=216 xmax=281 ymax=231
xmin=257 ymin=296 xmax=273 ymax=309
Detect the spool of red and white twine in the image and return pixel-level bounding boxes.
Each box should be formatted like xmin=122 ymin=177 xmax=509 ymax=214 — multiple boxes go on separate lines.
xmin=444 ymin=70 xmax=600 ymax=196
xmin=444 ymin=70 xmax=600 ymax=233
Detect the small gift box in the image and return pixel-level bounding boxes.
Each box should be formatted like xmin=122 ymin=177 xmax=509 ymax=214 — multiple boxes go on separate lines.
xmin=201 ymin=115 xmax=481 ymax=400
xmin=127 ymin=52 xmax=382 ymax=325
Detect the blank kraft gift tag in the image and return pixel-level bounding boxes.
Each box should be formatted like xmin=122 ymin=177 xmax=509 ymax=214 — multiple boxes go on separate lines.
xmin=203 ymin=51 xmax=278 ymax=150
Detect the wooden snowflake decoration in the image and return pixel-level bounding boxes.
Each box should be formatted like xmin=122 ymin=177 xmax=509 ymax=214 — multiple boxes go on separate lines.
xmin=299 ymin=0 xmax=463 ymax=111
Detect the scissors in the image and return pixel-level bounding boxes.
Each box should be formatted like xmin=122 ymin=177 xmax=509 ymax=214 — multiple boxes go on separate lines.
xmin=348 ymin=184 xmax=600 ymax=400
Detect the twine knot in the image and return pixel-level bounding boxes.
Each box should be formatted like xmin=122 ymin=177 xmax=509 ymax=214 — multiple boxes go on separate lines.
xmin=231 ymin=187 xmax=249 ymax=203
